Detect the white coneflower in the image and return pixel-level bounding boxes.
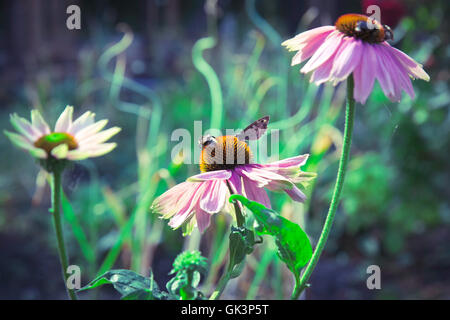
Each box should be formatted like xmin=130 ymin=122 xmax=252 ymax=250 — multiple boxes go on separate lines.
xmin=5 ymin=105 xmax=121 ymax=166
xmin=4 ymin=105 xmax=121 ymax=300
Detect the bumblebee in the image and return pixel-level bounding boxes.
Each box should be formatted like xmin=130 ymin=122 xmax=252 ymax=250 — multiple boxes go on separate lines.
xmin=335 ymin=14 xmax=393 ymax=43
xmin=198 ymin=116 xmax=269 ymax=173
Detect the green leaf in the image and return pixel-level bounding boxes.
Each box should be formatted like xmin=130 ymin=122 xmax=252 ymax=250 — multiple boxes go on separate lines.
xmin=79 ymin=269 xmax=165 ymax=300
xmin=229 ymin=195 xmax=313 ymax=276
xmin=228 ymin=226 xmax=257 ymax=278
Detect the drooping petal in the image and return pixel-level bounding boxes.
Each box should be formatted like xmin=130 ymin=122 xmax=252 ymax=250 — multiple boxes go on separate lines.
xmin=228 ymin=171 xmax=243 ymax=195
xmin=196 ymin=207 xmax=212 ymax=233
xmin=242 ymin=176 xmax=271 ymax=209
xmin=238 ymin=166 xmax=292 ymax=190
xmin=284 ymin=186 xmax=307 ymax=203
xmin=384 ymin=43 xmax=430 ymax=81
xmin=353 ymin=42 xmax=377 ymax=104
xmin=199 ymin=180 xmax=227 ymax=213
xmin=374 ymin=45 xmax=397 ymax=101
xmin=54 ymin=106 xmax=74 ymax=132
xmin=152 ymin=181 xmax=197 ymax=218
xmin=329 ymin=37 xmax=363 ymax=84
xmin=382 ymin=46 xmax=418 ymax=100
xmin=309 ymin=55 xmax=335 ymax=84
xmin=379 ymin=46 xmax=412 ymax=101
xmin=300 ymin=31 xmax=344 ymax=74
xmin=169 ymin=182 xmax=208 ymax=229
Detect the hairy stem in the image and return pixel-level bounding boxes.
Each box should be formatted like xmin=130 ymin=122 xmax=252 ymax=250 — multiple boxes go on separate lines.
xmin=292 ymin=76 xmax=356 ymax=299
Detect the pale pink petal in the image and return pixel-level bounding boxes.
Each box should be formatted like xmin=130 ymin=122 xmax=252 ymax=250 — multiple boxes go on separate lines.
xmin=374 ymin=46 xmax=397 ymax=101
xmin=242 ymin=176 xmax=271 ymax=209
xmin=199 ymin=180 xmax=227 ymax=213
xmin=188 ymin=170 xmax=232 ymax=182
xmin=282 ymin=26 xmax=336 ymax=51
xmin=238 ymin=166 xmax=292 ymax=190
xmin=384 ymin=43 xmax=430 ymax=81
xmin=196 ymin=207 xmax=212 ymax=233
xmin=329 ymin=38 xmax=363 ymax=84
xmin=169 ymin=183 xmax=208 ymax=229
xmin=309 ymin=55 xmax=335 ymax=84
xmin=300 ymin=31 xmax=344 ymax=74
xmin=152 ymin=182 xmax=197 ymax=218
xmin=54 ymin=106 xmax=74 ymax=132
xmin=353 ymin=43 xmax=377 ymax=104
xmin=284 ymin=186 xmax=307 ymax=203
xmin=383 ymin=48 xmax=417 ymax=100
xmin=287 ymin=27 xmax=336 ymax=66
xmin=263 ymin=154 xmax=309 ymax=169
xmin=379 ymin=46 xmax=409 ymax=101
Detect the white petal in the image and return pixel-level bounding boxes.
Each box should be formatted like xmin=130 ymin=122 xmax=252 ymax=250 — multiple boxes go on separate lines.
xmin=66 ymin=143 xmax=117 ymax=160
xmin=31 ymin=110 xmax=51 ymax=135
xmin=4 ymin=130 xmax=37 ymax=150
xmin=74 ymin=119 xmax=108 ymax=141
xmin=69 ymin=111 xmax=95 ymax=135
xmin=54 ymin=106 xmax=74 ymax=132
xmin=78 ymin=127 xmax=121 ymax=146
xmin=9 ymin=114 xmax=41 ymax=142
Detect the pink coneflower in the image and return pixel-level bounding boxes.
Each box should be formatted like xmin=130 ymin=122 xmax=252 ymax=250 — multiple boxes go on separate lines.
xmin=282 ymin=14 xmax=429 ymax=104
xmin=152 ymin=135 xmax=314 ymax=234
xmin=4 ymin=106 xmax=121 ymax=162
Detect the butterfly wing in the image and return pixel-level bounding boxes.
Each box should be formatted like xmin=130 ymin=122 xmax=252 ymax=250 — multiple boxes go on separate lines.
xmin=236 ymin=116 xmax=270 ymax=141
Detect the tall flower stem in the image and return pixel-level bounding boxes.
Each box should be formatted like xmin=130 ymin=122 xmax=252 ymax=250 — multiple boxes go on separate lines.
xmin=292 ymin=76 xmax=356 ymax=299
xmin=209 ymin=183 xmax=244 ymax=300
xmin=51 ymin=168 xmax=77 ymax=300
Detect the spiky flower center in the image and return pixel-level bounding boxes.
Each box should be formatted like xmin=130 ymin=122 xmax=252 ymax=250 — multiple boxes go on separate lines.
xmin=34 ymin=132 xmax=78 ymax=154
xmin=200 ymin=136 xmax=252 ymax=173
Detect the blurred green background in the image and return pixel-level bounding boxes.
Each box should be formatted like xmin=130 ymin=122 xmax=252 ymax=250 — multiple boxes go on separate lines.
xmin=0 ymin=0 xmax=448 ymax=299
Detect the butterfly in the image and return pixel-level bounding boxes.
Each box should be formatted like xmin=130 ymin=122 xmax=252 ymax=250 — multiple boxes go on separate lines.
xmin=198 ymin=116 xmax=270 ymax=173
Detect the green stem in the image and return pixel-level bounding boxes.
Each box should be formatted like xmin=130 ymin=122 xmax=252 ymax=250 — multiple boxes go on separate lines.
xmin=209 ymin=184 xmax=245 ymax=300
xmin=51 ymin=169 xmax=77 ymax=300
xmin=209 ymin=271 xmax=231 ymax=300
xmin=226 ymin=182 xmax=245 ymax=228
xmin=292 ymin=76 xmax=356 ymax=299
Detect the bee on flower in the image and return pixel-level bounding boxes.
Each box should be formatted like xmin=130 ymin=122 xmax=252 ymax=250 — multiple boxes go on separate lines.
xmin=151 ymin=116 xmax=316 ymax=235
xmin=282 ymin=13 xmax=430 ymax=103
